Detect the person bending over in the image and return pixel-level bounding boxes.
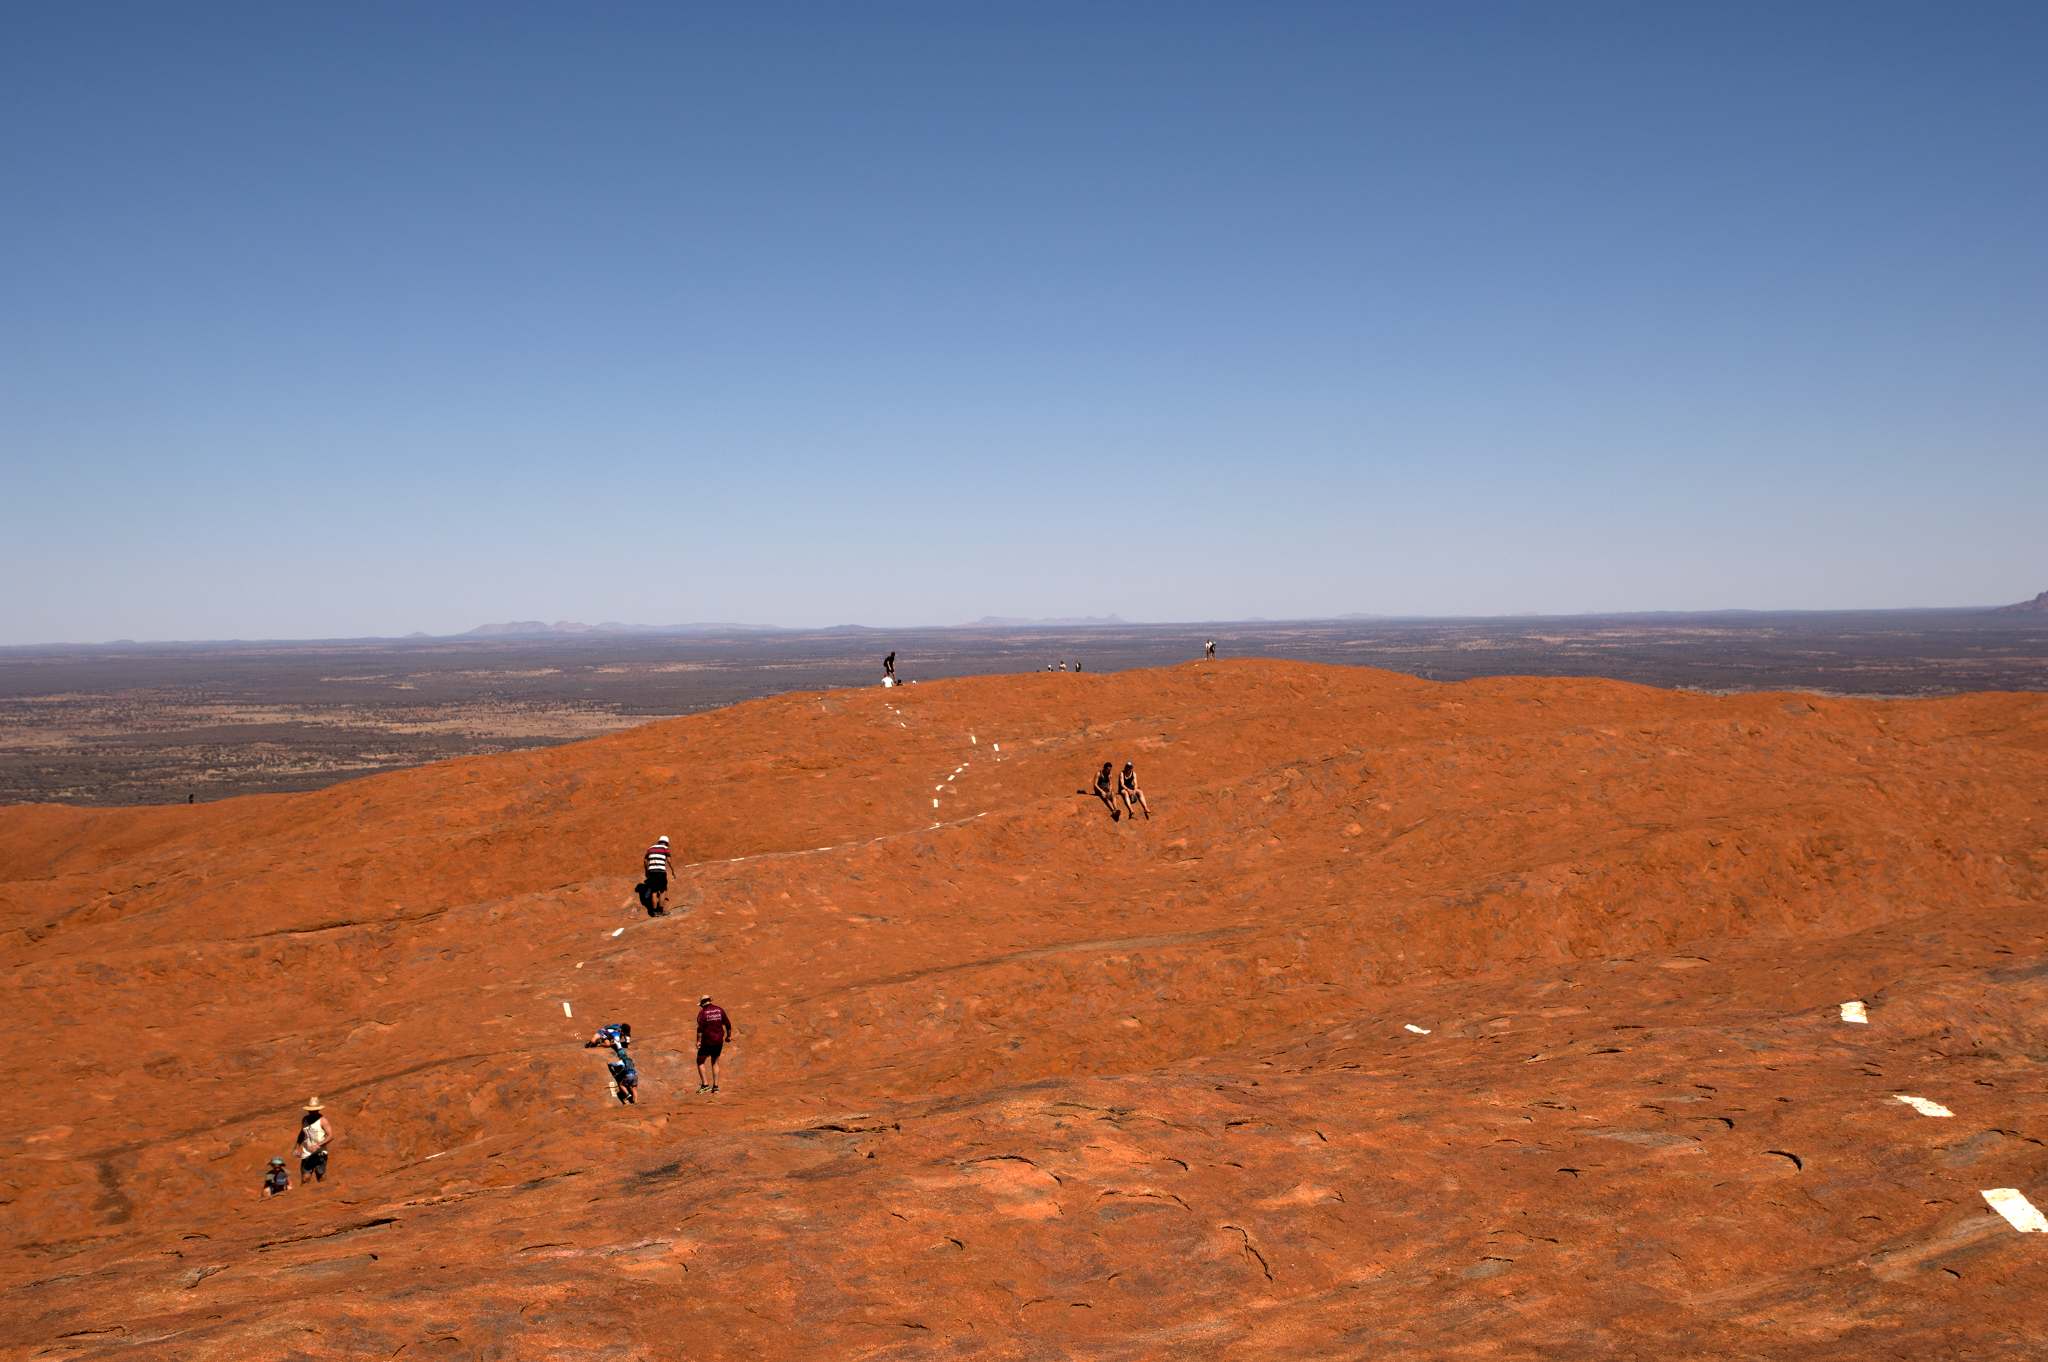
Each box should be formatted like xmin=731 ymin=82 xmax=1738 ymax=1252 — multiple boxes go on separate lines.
xmin=643 ymin=836 xmax=672 ymax=914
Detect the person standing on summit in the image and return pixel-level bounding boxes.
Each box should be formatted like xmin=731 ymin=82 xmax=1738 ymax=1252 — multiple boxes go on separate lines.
xmin=643 ymin=835 xmax=673 ymax=914
xmin=882 ymin=652 xmax=898 ymax=684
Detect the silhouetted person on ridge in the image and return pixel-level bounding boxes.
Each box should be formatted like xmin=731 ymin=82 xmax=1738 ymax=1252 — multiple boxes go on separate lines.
xmin=1205 ymin=639 xmax=1217 ymax=659
xmin=883 ymin=652 xmax=897 ymax=685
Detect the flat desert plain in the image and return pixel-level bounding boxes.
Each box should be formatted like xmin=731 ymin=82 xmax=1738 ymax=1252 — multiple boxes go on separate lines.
xmin=4 ymin=608 xmax=2044 ymax=807
xmin=2 ymin=658 xmax=2046 ymax=1359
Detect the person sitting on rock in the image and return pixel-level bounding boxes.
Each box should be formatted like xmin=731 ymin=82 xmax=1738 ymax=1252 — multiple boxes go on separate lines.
xmin=1119 ymin=761 xmax=1151 ymax=820
xmin=1086 ymin=761 xmax=1121 ymax=820
xmin=263 ymin=1156 xmax=290 ymax=1197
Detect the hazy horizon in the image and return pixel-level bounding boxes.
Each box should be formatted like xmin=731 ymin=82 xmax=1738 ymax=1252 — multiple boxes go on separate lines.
xmin=8 ymin=600 xmax=2040 ymax=651
xmin=4 ymin=3 xmax=2043 ymax=646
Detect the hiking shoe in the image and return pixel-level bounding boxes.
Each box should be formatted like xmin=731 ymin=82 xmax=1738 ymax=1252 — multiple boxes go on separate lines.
xmin=698 ymin=1084 xmax=711 ymax=1093
xmin=712 ymin=1085 xmax=720 ymax=1093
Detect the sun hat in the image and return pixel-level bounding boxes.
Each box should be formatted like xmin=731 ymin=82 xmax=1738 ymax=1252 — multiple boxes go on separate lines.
xmin=268 ymin=1156 xmax=286 ymax=1166
xmin=699 ymin=995 xmax=712 ymax=1005
xmin=304 ymin=1097 xmax=324 ymax=1111
xmin=658 ymin=835 xmax=669 ymax=844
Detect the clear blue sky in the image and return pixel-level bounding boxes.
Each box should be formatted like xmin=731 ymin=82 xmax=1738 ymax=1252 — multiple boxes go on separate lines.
xmin=3 ymin=2 xmax=2043 ymax=643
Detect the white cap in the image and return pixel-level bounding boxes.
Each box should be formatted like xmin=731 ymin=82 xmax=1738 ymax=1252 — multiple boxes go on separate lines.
xmin=658 ymin=835 xmax=669 ymax=844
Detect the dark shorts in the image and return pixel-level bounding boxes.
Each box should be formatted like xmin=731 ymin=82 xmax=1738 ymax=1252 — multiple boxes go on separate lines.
xmin=697 ymin=1041 xmax=723 ymax=1063
xmin=646 ymin=870 xmax=668 ymax=893
xmin=300 ymin=1151 xmax=328 ymax=1181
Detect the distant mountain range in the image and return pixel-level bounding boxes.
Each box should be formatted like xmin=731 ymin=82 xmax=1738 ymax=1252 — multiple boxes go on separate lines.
xmin=961 ymin=615 xmax=1128 ymax=628
xmin=1997 ymin=591 xmax=2048 ymax=614
xmin=459 ymin=620 xmax=782 ymax=637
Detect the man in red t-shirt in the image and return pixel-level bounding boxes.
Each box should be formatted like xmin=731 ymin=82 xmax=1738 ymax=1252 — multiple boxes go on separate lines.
xmin=696 ymin=995 xmax=735 ymax=1093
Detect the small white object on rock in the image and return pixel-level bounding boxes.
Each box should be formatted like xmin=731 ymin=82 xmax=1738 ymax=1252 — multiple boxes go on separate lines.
xmin=1840 ymin=1000 xmax=1869 ymax=1023
xmin=611 ymin=927 xmax=625 ymax=938
xmin=563 ymin=1002 xmax=573 ymax=1017
xmin=1983 ymin=1188 xmax=2048 ymax=1232
xmin=1404 ymin=1024 xmax=1431 ymax=1034
xmin=1893 ymin=1095 xmax=1953 ymax=1117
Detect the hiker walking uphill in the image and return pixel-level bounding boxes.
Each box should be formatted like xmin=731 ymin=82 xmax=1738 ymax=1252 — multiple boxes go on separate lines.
xmin=696 ymin=995 xmax=735 ymax=1093
xmin=640 ymin=835 xmax=672 ymax=915
xmin=297 ymin=1098 xmax=334 ymax=1184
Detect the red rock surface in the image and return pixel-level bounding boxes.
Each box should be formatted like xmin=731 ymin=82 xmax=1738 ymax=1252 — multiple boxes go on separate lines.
xmin=3 ymin=660 xmax=2046 ymax=1358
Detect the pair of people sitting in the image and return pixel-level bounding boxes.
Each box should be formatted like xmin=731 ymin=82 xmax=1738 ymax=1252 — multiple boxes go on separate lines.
xmin=1089 ymin=761 xmax=1150 ymax=820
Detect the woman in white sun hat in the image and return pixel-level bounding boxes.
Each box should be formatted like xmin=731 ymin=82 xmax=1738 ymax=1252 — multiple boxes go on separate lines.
xmin=297 ymin=1097 xmax=334 ymax=1183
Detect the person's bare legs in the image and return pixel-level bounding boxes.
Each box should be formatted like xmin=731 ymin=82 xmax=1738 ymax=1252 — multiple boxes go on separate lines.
xmin=697 ymin=1051 xmax=720 ymax=1089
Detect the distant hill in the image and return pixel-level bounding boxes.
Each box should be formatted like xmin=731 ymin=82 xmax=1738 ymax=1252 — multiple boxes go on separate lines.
xmin=961 ymin=614 xmax=1127 ymax=628
xmin=458 ymin=620 xmax=781 ymax=636
xmin=1996 ymin=591 xmax=2048 ymax=614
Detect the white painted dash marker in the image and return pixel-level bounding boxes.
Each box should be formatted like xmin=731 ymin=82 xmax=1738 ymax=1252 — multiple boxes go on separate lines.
xmin=1982 ymin=1188 xmax=2048 ymax=1232
xmin=1840 ymin=1000 xmax=1869 ymax=1024
xmin=1404 ymin=1024 xmax=1431 ymax=1034
xmin=562 ymin=1002 xmax=573 ymax=1017
xmin=933 ymin=799 xmax=940 ymax=808
xmin=1893 ymin=1095 xmax=1953 ymax=1117
xmin=611 ymin=927 xmax=625 ymax=938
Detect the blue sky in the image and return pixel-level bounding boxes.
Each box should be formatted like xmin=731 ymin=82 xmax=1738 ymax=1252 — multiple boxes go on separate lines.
xmin=3 ymin=2 xmax=2042 ymax=643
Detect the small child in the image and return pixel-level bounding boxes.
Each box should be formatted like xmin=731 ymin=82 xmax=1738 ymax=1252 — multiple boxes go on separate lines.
xmin=608 ymin=1052 xmax=638 ymax=1104
xmin=264 ymin=1156 xmax=290 ymax=1196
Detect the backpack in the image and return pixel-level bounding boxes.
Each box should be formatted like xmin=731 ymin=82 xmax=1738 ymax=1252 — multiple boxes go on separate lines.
xmin=598 ymin=1024 xmax=628 ymax=1050
xmin=609 ymin=1056 xmax=637 ymax=1087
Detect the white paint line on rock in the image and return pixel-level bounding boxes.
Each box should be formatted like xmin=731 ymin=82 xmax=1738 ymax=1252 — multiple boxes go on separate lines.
xmin=611 ymin=927 xmax=625 ymax=938
xmin=1893 ymin=1095 xmax=1953 ymax=1117
xmin=563 ymin=1002 xmax=573 ymax=1017
xmin=1840 ymin=1000 xmax=1869 ymax=1023
xmin=1405 ymin=1024 xmax=1431 ymax=1034
xmin=1983 ymin=1188 xmax=2048 ymax=1232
